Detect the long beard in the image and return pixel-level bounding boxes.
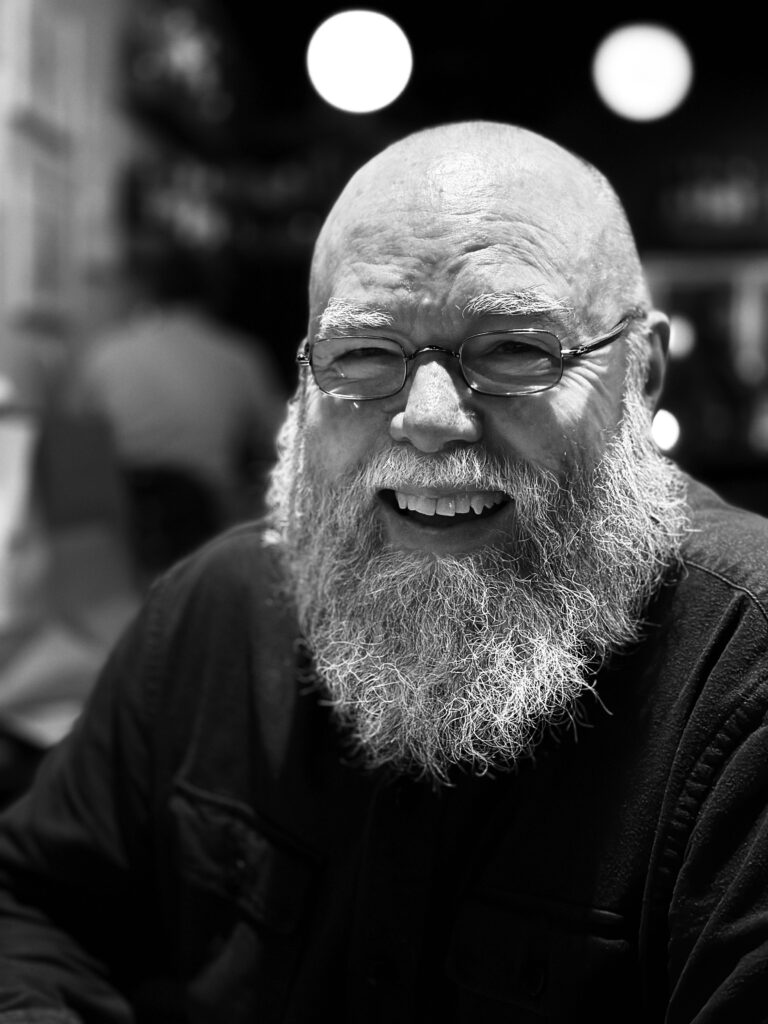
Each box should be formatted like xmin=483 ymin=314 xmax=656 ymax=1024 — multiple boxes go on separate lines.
xmin=265 ymin=368 xmax=690 ymax=785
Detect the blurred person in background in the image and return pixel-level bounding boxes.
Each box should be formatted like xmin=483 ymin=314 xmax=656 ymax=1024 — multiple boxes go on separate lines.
xmin=69 ymin=241 xmax=287 ymax=586
xmin=3 ymin=120 xmax=768 ymax=1022
xmin=0 ymin=331 xmax=138 ymax=810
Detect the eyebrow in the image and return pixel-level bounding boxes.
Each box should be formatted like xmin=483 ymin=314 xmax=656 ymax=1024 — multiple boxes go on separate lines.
xmin=317 ymin=298 xmax=395 ymax=335
xmin=317 ymin=290 xmax=575 ymax=336
xmin=462 ymin=291 xmax=574 ymax=322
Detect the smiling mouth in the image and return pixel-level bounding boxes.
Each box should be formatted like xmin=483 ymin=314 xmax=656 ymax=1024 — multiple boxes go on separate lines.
xmin=380 ymin=489 xmax=510 ymax=526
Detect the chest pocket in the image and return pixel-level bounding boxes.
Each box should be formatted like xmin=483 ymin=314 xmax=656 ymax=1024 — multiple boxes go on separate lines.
xmin=170 ymin=786 xmax=312 ymax=932
xmin=165 ymin=785 xmax=316 ymax=1024
xmin=444 ymin=892 xmax=642 ymax=1023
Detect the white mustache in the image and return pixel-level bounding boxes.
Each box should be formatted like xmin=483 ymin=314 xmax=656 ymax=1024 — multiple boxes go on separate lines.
xmin=351 ymin=445 xmax=540 ymax=496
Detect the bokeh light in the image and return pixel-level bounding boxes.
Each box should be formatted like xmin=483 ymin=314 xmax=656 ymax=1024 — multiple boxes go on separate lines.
xmin=652 ymin=408 xmax=681 ymax=451
xmin=668 ymin=314 xmax=697 ymax=359
xmin=306 ymin=10 xmax=412 ymax=114
xmin=592 ymin=23 xmax=693 ymax=121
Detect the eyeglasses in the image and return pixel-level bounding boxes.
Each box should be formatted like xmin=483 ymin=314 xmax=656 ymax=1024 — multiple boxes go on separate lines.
xmin=296 ymin=311 xmax=644 ymax=400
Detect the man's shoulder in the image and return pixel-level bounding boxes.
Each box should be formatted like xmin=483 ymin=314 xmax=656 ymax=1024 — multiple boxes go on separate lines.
xmin=106 ymin=520 xmax=309 ymax=795
xmin=139 ymin=520 xmax=301 ymax=711
xmin=151 ymin=519 xmax=289 ymax=619
xmin=681 ymin=476 xmax=768 ymax=614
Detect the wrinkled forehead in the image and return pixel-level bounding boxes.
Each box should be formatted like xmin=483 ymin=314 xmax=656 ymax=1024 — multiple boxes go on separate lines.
xmin=309 ymin=138 xmax=628 ymax=323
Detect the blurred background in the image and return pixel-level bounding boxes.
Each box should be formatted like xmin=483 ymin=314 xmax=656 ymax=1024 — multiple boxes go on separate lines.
xmin=2 ymin=0 xmax=768 ymax=801
xmin=4 ymin=0 xmax=768 ymax=507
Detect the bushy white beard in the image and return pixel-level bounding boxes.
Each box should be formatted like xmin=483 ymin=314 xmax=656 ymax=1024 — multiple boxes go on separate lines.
xmin=265 ymin=365 xmax=690 ymax=785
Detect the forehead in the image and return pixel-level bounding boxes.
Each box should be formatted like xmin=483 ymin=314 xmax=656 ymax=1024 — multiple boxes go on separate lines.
xmin=311 ymin=152 xmax=612 ymax=338
xmin=313 ymin=222 xmax=584 ymax=341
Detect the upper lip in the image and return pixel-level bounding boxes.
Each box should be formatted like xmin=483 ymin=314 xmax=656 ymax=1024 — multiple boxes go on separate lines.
xmin=394 ymin=487 xmax=492 ymax=497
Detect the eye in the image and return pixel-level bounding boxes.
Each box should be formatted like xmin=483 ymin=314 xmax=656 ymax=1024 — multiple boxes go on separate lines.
xmin=339 ymin=346 xmax=395 ymax=362
xmin=484 ymin=338 xmax=540 ymax=356
xmin=466 ymin=332 xmax=558 ymax=365
xmin=312 ymin=338 xmax=403 ymax=385
xmin=462 ymin=331 xmax=561 ymax=392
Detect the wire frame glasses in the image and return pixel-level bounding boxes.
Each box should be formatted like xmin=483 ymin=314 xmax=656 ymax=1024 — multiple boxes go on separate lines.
xmin=296 ymin=312 xmax=642 ymax=400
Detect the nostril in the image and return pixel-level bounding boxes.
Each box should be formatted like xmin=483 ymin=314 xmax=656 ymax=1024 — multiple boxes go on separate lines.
xmin=401 ymin=404 xmax=480 ymax=443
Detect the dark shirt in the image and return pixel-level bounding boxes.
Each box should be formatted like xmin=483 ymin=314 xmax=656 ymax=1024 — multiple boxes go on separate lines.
xmin=1 ymin=476 xmax=768 ymax=1023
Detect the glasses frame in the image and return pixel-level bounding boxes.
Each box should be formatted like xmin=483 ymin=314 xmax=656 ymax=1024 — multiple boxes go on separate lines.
xmin=296 ymin=310 xmax=644 ymax=400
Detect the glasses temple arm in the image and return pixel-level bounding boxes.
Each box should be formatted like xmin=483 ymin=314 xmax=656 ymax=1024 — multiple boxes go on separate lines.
xmin=561 ymin=314 xmax=644 ymax=359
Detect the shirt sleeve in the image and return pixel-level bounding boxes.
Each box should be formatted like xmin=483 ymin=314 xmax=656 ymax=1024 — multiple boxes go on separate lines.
xmin=665 ymin=696 xmax=768 ymax=1021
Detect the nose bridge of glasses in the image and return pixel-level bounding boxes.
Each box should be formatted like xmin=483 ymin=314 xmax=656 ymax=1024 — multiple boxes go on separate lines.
xmin=405 ymin=344 xmax=461 ymax=365
xmin=393 ymin=345 xmax=481 ymax=450
xmin=413 ymin=342 xmax=487 ymax=401
xmin=404 ymin=344 xmax=465 ymax=387
xmin=401 ymin=346 xmax=476 ymax=417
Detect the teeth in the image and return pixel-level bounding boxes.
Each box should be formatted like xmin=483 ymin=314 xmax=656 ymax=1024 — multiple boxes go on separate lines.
xmin=453 ymin=494 xmax=471 ymax=514
xmin=405 ymin=494 xmax=438 ymax=515
xmin=393 ymin=490 xmax=505 ymax=517
xmin=470 ymin=494 xmax=504 ymax=514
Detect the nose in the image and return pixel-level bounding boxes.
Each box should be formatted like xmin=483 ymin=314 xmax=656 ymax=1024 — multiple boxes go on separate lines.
xmin=389 ymin=357 xmax=482 ymax=452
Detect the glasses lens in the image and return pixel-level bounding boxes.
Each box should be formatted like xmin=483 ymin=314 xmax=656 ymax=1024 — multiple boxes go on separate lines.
xmin=311 ymin=337 xmax=405 ymax=398
xmin=462 ymin=331 xmax=562 ymax=395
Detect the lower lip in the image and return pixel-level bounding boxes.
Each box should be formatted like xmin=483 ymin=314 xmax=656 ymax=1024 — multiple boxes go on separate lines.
xmin=376 ymin=492 xmax=515 ymax=554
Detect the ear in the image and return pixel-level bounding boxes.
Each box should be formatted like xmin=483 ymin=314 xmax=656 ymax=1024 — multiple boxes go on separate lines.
xmin=643 ymin=309 xmax=670 ymax=411
xmin=294 ymin=337 xmax=312 ymax=402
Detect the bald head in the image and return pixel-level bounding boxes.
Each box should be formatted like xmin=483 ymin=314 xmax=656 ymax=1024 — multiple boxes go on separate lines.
xmin=309 ymin=120 xmax=648 ymax=334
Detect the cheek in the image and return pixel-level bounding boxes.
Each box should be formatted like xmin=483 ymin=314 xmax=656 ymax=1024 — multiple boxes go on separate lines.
xmin=304 ymin=393 xmax=387 ymax=481
xmin=486 ymin=403 xmax=572 ymax=474
xmin=487 ymin=383 xmax=624 ymax=474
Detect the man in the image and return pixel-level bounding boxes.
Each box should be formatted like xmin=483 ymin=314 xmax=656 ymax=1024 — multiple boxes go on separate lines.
xmin=0 ymin=120 xmax=767 ymax=1023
